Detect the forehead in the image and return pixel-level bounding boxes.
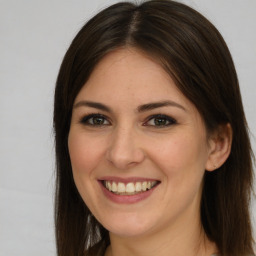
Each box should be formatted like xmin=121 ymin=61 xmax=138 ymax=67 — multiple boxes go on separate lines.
xmin=76 ymin=48 xmax=188 ymax=107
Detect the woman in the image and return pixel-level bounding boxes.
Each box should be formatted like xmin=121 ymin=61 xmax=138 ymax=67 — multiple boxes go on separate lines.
xmin=53 ymin=0 xmax=255 ymax=255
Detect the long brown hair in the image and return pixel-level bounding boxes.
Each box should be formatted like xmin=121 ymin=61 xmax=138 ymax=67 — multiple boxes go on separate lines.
xmin=53 ymin=1 xmax=255 ymax=255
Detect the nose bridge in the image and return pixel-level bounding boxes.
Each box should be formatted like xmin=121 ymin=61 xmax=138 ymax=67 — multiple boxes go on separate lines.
xmin=106 ymin=123 xmax=145 ymax=169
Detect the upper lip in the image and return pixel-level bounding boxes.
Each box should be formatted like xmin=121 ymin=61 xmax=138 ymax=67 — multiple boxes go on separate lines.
xmin=98 ymin=176 xmax=160 ymax=184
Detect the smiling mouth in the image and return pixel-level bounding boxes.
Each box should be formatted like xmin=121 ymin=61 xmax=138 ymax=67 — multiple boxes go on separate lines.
xmin=102 ymin=180 xmax=160 ymax=195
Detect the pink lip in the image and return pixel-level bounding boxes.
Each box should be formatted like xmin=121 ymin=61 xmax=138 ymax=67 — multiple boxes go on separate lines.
xmin=98 ymin=178 xmax=160 ymax=204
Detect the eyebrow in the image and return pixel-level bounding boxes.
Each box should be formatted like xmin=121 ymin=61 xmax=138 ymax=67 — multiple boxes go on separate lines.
xmin=74 ymin=101 xmax=111 ymax=112
xmin=137 ymin=100 xmax=186 ymax=112
xmin=73 ymin=100 xmax=186 ymax=112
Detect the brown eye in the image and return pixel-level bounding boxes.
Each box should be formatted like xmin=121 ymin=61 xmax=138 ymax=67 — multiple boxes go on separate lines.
xmin=145 ymin=114 xmax=176 ymax=127
xmin=154 ymin=117 xmax=168 ymax=126
xmin=80 ymin=114 xmax=110 ymax=126
xmin=91 ymin=116 xmax=106 ymax=125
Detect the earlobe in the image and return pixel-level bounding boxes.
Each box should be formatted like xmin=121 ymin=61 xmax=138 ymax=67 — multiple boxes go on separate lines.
xmin=205 ymin=123 xmax=233 ymax=172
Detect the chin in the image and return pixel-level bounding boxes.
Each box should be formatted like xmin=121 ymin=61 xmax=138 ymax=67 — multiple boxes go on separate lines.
xmin=108 ymin=225 xmax=150 ymax=238
xmin=99 ymin=213 xmax=156 ymax=238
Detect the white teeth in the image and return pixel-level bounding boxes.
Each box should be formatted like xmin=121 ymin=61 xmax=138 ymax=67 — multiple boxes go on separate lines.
xmin=126 ymin=182 xmax=135 ymax=193
xmin=106 ymin=181 xmax=111 ymax=190
xmin=135 ymin=182 xmax=142 ymax=192
xmin=112 ymin=182 xmax=117 ymax=192
xmin=117 ymin=182 xmax=126 ymax=193
xmin=104 ymin=180 xmax=158 ymax=195
xmin=142 ymin=181 xmax=147 ymax=191
xmin=152 ymin=181 xmax=157 ymax=187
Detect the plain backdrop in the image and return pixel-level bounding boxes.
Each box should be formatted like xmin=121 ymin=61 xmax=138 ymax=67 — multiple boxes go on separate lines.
xmin=0 ymin=0 xmax=255 ymax=255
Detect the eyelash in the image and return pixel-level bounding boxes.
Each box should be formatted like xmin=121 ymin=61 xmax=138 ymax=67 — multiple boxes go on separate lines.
xmin=79 ymin=113 xmax=110 ymax=126
xmin=144 ymin=114 xmax=177 ymax=127
xmin=79 ymin=113 xmax=177 ymax=128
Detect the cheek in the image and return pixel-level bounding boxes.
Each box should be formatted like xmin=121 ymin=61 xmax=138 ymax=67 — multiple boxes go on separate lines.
xmin=67 ymin=131 xmax=105 ymax=208
xmin=147 ymin=133 xmax=208 ymax=183
xmin=155 ymin=134 xmax=204 ymax=162
xmin=68 ymin=131 xmax=103 ymax=177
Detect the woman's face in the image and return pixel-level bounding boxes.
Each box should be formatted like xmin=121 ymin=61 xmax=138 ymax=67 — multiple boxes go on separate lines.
xmin=68 ymin=48 xmax=214 ymax=238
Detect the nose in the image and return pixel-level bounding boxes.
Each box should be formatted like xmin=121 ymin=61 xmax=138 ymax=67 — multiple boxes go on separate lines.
xmin=106 ymin=126 xmax=145 ymax=170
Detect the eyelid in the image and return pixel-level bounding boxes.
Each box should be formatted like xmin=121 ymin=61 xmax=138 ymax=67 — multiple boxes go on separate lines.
xmin=79 ymin=113 xmax=111 ymax=126
xmin=78 ymin=113 xmax=176 ymax=128
xmin=143 ymin=114 xmax=177 ymax=127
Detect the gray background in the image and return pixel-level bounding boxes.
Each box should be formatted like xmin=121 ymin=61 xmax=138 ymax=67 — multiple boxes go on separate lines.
xmin=0 ymin=0 xmax=255 ymax=255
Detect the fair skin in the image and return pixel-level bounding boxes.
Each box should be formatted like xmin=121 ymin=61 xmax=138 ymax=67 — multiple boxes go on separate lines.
xmin=68 ymin=48 xmax=232 ymax=256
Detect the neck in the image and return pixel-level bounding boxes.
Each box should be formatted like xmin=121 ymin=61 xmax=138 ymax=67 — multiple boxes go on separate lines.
xmin=105 ymin=210 xmax=217 ymax=256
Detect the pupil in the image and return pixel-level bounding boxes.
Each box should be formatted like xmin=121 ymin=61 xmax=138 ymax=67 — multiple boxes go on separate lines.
xmin=155 ymin=118 xmax=166 ymax=126
xmin=93 ymin=117 xmax=104 ymax=125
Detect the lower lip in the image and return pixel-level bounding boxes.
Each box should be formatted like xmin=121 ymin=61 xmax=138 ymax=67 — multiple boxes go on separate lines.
xmin=99 ymin=181 xmax=159 ymax=204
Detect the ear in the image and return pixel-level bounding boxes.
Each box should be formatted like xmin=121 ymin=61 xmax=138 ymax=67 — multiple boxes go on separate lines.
xmin=205 ymin=123 xmax=233 ymax=171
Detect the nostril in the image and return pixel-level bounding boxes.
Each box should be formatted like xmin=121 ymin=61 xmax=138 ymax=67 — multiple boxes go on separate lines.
xmin=106 ymin=146 xmax=145 ymax=170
